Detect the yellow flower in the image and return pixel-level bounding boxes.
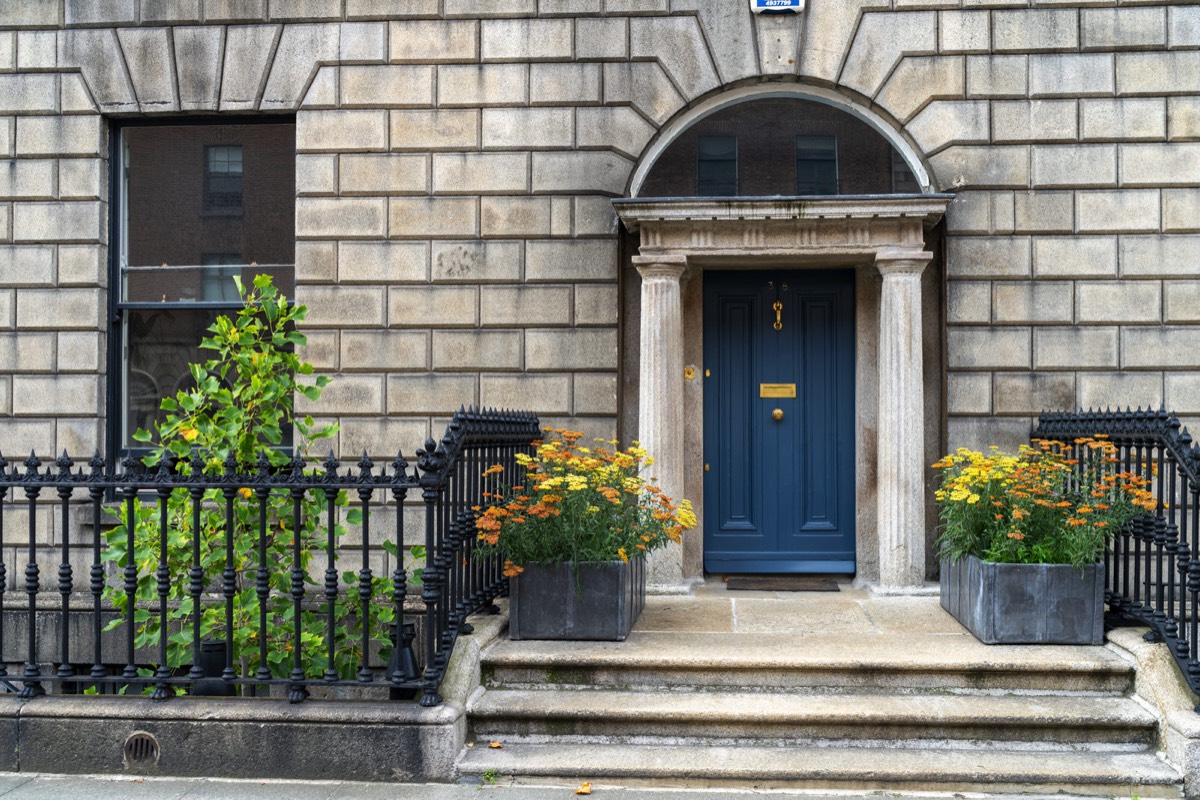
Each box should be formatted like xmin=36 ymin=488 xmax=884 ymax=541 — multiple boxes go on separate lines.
xmin=676 ymin=498 xmax=698 ymax=529
xmin=617 ymin=548 xmax=628 ymax=563
xmin=238 ymin=487 xmax=252 ymax=499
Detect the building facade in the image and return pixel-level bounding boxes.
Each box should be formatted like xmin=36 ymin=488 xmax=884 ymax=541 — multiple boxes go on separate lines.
xmin=0 ymin=0 xmax=1197 ymax=592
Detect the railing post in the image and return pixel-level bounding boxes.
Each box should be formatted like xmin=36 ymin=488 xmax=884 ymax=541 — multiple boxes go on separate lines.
xmin=87 ymin=452 xmax=106 ymax=683
xmin=389 ymin=450 xmax=413 ymax=695
xmin=151 ymin=457 xmax=175 ymax=701
xmin=287 ymin=455 xmax=308 ymax=704
xmin=19 ymin=453 xmax=44 ymax=698
xmin=418 ymin=438 xmax=445 ymax=707
xmin=55 ymin=452 xmax=74 ymax=686
xmin=356 ymin=453 xmax=375 ymax=685
xmin=119 ymin=457 xmax=140 ymax=690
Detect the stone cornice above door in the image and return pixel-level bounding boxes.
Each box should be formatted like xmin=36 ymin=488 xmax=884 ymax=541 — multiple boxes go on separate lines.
xmin=612 ymin=195 xmax=953 ymax=261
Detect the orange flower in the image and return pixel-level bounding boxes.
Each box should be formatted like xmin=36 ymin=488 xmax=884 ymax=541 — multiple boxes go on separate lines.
xmin=502 ymin=560 xmax=523 ymax=577
xmin=238 ymin=487 xmax=252 ymax=500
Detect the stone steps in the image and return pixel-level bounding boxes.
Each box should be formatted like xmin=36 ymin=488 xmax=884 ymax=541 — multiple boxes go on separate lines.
xmin=469 ymin=688 xmax=1158 ymax=745
xmin=457 ymin=742 xmax=1183 ymax=797
xmin=460 ymin=629 xmax=1182 ymax=796
xmin=480 ymin=632 xmax=1138 ymax=694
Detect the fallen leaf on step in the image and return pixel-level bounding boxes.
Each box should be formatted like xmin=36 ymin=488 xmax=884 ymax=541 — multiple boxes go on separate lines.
xmin=576 ymin=782 xmax=592 ymax=795
xmin=488 ymin=741 xmax=503 ymax=749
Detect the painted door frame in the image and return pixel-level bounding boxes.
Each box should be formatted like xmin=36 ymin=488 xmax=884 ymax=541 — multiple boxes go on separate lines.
xmin=613 ymin=196 xmax=951 ymax=592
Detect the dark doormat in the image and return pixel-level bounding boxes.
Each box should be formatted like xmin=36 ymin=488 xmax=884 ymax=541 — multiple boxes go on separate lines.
xmin=724 ymin=576 xmax=841 ymax=592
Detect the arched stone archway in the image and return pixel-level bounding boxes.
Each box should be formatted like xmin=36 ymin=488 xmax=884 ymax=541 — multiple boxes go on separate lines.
xmin=615 ymin=87 xmax=951 ymax=594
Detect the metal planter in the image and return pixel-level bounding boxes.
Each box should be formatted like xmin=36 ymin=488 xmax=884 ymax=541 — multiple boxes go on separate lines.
xmin=508 ymin=558 xmax=646 ymax=641
xmin=940 ymin=555 xmax=1105 ymax=645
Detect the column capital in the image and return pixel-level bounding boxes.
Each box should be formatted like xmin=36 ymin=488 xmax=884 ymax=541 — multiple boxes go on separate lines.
xmin=874 ymin=247 xmax=932 ymax=277
xmin=633 ymin=253 xmax=688 ymax=281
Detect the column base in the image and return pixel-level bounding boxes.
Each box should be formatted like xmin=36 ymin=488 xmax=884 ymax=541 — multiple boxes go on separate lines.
xmin=865 ymin=580 xmax=941 ymax=597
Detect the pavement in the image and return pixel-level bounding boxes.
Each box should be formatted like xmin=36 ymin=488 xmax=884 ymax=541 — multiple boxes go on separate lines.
xmin=0 ymin=773 xmax=1117 ymax=800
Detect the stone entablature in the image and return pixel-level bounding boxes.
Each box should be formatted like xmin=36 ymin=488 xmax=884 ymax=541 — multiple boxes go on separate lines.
xmin=619 ymin=196 xmax=946 ymax=257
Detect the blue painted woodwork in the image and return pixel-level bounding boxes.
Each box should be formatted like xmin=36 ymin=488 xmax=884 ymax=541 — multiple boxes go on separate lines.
xmin=702 ymin=270 xmax=856 ymax=575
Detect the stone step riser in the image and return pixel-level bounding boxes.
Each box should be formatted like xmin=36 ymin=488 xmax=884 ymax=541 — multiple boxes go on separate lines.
xmin=454 ymin=769 xmax=1182 ymax=799
xmin=456 ymin=745 xmax=1184 ymax=799
xmin=482 ymin=665 xmax=1135 ymax=695
xmin=468 ymin=718 xmax=1155 ymax=746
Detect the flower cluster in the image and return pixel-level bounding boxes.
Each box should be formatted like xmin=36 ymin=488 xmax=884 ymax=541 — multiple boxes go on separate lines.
xmin=934 ymin=436 xmax=1155 ymax=570
xmin=474 ymin=429 xmax=697 ymax=569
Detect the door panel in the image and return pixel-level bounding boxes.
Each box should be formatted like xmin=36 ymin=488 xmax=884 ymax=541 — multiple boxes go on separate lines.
xmin=716 ymin=295 xmax=758 ymax=531
xmin=703 ymin=270 xmax=856 ymax=575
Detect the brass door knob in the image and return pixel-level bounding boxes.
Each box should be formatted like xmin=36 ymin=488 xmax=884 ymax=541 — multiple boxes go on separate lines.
xmin=772 ymin=408 xmax=784 ymax=422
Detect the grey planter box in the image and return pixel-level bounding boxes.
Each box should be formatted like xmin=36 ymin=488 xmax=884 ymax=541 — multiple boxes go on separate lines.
xmin=508 ymin=558 xmax=646 ymax=641
xmin=940 ymin=555 xmax=1105 ymax=645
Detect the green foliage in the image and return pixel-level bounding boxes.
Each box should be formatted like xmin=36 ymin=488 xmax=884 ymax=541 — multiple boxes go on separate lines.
xmin=103 ymin=275 xmax=424 ymax=683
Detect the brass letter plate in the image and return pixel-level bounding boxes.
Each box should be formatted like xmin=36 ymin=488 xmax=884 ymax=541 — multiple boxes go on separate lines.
xmin=759 ymin=383 xmax=796 ymax=398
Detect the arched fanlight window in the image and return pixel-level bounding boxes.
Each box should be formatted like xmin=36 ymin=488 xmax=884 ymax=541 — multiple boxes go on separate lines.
xmin=639 ymin=97 xmax=920 ymax=198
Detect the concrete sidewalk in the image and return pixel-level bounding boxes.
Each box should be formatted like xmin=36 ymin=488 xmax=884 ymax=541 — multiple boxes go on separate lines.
xmin=0 ymin=773 xmax=1111 ymax=800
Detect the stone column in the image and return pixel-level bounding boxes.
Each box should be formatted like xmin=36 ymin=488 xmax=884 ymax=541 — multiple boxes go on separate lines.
xmin=875 ymin=247 xmax=933 ymax=592
xmin=633 ymin=254 xmax=688 ymax=590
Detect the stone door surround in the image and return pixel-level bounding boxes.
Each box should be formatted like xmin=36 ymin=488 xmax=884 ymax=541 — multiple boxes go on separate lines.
xmin=613 ymin=196 xmax=952 ymax=593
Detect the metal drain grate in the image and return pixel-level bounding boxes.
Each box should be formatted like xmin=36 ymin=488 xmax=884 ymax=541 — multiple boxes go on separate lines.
xmin=123 ymin=731 xmax=160 ymax=769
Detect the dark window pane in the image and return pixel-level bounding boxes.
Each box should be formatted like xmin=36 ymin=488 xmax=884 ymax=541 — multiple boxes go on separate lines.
xmin=117 ymin=122 xmax=296 ymax=455
xmin=124 ymin=307 xmax=223 ymax=446
xmin=200 ymin=254 xmax=243 ymax=303
xmin=795 ymin=134 xmax=838 ymax=195
xmin=123 ymin=307 xmax=293 ymax=449
xmin=697 ymin=135 xmax=737 ymax=160
xmin=123 ymin=124 xmax=294 ymax=272
xmin=205 ymin=144 xmax=244 ymax=209
xmin=892 ymin=149 xmax=921 ymax=193
xmin=697 ymin=134 xmax=737 ymax=196
xmin=641 ymin=98 xmax=916 ymax=197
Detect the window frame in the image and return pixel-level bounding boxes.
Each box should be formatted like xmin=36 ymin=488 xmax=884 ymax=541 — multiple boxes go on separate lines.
xmin=106 ymin=115 xmax=296 ymax=469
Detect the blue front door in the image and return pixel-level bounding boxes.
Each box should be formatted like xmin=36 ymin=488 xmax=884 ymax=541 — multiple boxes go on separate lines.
xmin=702 ymin=270 xmax=856 ymax=574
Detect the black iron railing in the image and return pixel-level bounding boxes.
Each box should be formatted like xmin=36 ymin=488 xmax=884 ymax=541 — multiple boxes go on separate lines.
xmin=1036 ymin=407 xmax=1200 ymax=698
xmin=0 ymin=407 xmax=539 ymax=707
